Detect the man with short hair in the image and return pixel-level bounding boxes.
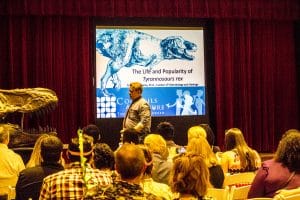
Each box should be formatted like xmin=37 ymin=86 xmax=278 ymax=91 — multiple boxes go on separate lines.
xmin=82 ymin=124 xmax=101 ymax=144
xmin=39 ymin=135 xmax=112 ymax=199
xmin=156 ymin=121 xmax=181 ymax=161
xmin=86 ymin=143 xmax=162 ymax=200
xmin=122 ymin=82 xmax=151 ymax=143
xmin=156 ymin=121 xmax=178 ymax=148
xmin=0 ymin=124 xmax=25 ymax=188
xmin=121 ymin=128 xmax=140 ymax=144
xmin=15 ymin=135 xmax=64 ymax=200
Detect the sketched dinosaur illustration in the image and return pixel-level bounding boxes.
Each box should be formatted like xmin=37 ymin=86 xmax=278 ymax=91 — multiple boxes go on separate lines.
xmin=96 ymin=30 xmax=197 ymax=95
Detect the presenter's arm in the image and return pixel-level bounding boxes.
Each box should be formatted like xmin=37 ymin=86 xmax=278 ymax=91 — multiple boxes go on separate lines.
xmin=134 ymin=102 xmax=151 ymax=133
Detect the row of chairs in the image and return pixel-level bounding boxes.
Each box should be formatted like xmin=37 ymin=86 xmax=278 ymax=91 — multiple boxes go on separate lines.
xmin=207 ymin=172 xmax=300 ymax=200
xmin=207 ymin=172 xmax=255 ymax=200
xmin=208 ymin=185 xmax=252 ymax=200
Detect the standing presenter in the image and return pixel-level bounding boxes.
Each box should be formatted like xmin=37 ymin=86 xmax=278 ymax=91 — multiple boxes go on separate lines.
xmin=121 ymin=82 xmax=151 ymax=143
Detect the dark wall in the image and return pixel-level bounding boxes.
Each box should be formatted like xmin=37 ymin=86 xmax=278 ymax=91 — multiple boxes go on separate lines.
xmin=296 ymin=21 xmax=300 ymax=117
xmin=96 ymin=116 xmax=209 ymax=150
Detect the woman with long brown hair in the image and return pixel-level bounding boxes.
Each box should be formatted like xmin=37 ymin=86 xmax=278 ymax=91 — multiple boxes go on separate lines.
xmin=220 ymin=128 xmax=261 ymax=174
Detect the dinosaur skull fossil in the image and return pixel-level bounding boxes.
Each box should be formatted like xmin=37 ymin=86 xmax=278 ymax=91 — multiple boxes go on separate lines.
xmin=0 ymin=87 xmax=58 ymax=119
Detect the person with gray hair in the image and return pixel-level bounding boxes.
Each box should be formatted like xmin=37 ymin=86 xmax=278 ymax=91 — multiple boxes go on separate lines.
xmin=0 ymin=124 xmax=25 ymax=188
xmin=85 ymin=143 xmax=162 ymax=200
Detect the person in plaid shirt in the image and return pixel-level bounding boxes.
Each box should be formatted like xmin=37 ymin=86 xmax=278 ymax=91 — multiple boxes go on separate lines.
xmin=85 ymin=143 xmax=163 ymax=200
xmin=39 ymin=135 xmax=112 ymax=200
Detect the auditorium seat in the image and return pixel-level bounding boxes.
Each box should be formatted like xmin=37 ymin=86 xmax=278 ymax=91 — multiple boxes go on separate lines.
xmin=207 ymin=186 xmax=230 ymax=200
xmin=223 ymin=172 xmax=256 ymax=187
xmin=230 ymin=185 xmax=251 ymax=200
xmin=12 ymin=147 xmax=33 ymax=164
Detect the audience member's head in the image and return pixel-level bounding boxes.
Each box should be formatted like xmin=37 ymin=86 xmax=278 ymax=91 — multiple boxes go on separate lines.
xmin=280 ymin=128 xmax=300 ymax=139
xmin=67 ymin=135 xmax=93 ymax=163
xmin=26 ymin=134 xmax=50 ymax=168
xmin=170 ymin=153 xmax=209 ymax=198
xmin=186 ymin=137 xmax=218 ymax=167
xmin=82 ymin=124 xmax=101 ymax=144
xmin=144 ymin=134 xmax=168 ymax=160
xmin=156 ymin=121 xmax=175 ymax=141
xmin=41 ymin=135 xmax=63 ymax=164
xmin=93 ymin=143 xmax=115 ymax=170
xmin=122 ymin=128 xmax=139 ymax=144
xmin=0 ymin=124 xmax=10 ymax=144
xmin=199 ymin=124 xmax=215 ymax=147
xmin=115 ymin=143 xmax=146 ymax=180
xmin=275 ymin=129 xmax=300 ymax=172
xmin=187 ymin=125 xmax=206 ymax=143
xmin=138 ymin=144 xmax=153 ymax=176
xmin=224 ymin=128 xmax=248 ymax=151
xmin=224 ymin=127 xmax=259 ymax=171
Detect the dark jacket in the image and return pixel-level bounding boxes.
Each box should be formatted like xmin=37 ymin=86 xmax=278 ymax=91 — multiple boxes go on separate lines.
xmin=15 ymin=162 xmax=64 ymax=200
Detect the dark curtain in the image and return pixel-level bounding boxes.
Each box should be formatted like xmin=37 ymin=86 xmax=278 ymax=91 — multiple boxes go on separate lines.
xmin=214 ymin=19 xmax=299 ymax=151
xmin=0 ymin=0 xmax=299 ymax=151
xmin=0 ymin=16 xmax=94 ymax=139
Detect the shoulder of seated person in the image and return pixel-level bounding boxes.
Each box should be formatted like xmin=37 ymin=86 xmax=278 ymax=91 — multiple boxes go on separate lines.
xmin=222 ymin=150 xmax=237 ymax=156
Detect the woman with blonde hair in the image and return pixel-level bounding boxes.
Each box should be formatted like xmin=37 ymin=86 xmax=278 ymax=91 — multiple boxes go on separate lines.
xmin=187 ymin=125 xmax=206 ymax=143
xmin=139 ymin=144 xmax=173 ymax=200
xmin=220 ymin=128 xmax=261 ymax=174
xmin=170 ymin=153 xmax=213 ymax=200
xmin=187 ymin=137 xmax=224 ymax=188
xmin=144 ymin=134 xmax=172 ymax=185
xmin=26 ymin=134 xmax=50 ymax=168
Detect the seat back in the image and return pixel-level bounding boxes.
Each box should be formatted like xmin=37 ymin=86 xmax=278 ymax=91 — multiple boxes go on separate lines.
xmin=12 ymin=147 xmax=33 ymax=164
xmin=207 ymin=186 xmax=230 ymax=200
xmin=223 ymin=172 xmax=256 ymax=187
xmin=230 ymin=185 xmax=251 ymax=200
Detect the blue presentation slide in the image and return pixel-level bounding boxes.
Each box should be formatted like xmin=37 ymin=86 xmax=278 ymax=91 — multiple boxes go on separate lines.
xmin=95 ymin=27 xmax=206 ymax=118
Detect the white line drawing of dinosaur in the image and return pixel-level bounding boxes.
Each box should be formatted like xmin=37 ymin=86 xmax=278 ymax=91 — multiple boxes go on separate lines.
xmin=96 ymin=30 xmax=197 ymax=95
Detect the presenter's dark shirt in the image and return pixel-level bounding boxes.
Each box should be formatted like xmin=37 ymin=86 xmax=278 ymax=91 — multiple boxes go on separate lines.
xmin=15 ymin=162 xmax=64 ymax=200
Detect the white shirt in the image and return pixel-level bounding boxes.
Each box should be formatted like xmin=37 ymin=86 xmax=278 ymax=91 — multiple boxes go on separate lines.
xmin=0 ymin=143 xmax=25 ymax=187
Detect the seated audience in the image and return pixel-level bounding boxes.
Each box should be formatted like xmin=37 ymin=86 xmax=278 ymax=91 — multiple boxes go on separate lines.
xmin=248 ymin=129 xmax=300 ymax=198
xmin=25 ymin=134 xmax=50 ymax=168
xmin=186 ymin=137 xmax=224 ymax=188
xmin=156 ymin=121 xmax=182 ymax=161
xmin=187 ymin=125 xmax=207 ymax=143
xmin=39 ymin=135 xmax=112 ymax=199
xmin=144 ymin=134 xmax=173 ymax=185
xmin=82 ymin=124 xmax=101 ymax=144
xmin=15 ymin=135 xmax=64 ymax=200
xmin=139 ymin=144 xmax=174 ymax=200
xmin=170 ymin=153 xmax=213 ymax=200
xmin=220 ymin=128 xmax=261 ymax=174
xmin=92 ymin=143 xmax=115 ymax=171
xmin=199 ymin=124 xmax=221 ymax=153
xmin=121 ymin=128 xmax=140 ymax=144
xmin=0 ymin=124 xmax=25 ymax=187
xmin=85 ymin=143 xmax=162 ymax=199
